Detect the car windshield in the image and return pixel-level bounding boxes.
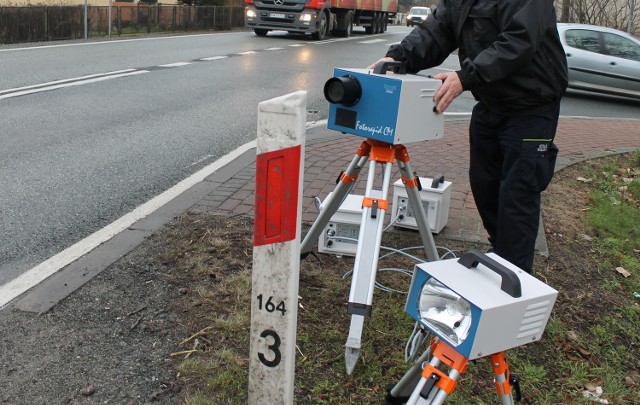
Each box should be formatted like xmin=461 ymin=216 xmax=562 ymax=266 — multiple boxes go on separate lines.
xmin=410 ymin=8 xmax=428 ymax=15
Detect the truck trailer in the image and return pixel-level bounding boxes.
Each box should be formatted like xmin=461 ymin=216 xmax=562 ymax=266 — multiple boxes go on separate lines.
xmin=245 ymin=0 xmax=398 ymax=40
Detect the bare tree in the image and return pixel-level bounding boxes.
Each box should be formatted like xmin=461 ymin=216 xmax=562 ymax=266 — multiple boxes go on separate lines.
xmin=556 ymin=0 xmax=637 ymax=32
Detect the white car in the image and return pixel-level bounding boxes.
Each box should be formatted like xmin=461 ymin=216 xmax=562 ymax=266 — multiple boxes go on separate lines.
xmin=557 ymin=23 xmax=640 ymax=100
xmin=406 ymin=7 xmax=430 ymax=27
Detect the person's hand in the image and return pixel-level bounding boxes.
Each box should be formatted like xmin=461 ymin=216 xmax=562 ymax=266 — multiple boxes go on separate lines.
xmin=367 ymin=57 xmax=395 ymax=71
xmin=433 ymin=72 xmax=463 ymax=113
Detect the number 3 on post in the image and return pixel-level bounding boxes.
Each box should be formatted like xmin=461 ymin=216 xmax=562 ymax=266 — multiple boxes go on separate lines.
xmin=258 ymin=329 xmax=282 ymax=368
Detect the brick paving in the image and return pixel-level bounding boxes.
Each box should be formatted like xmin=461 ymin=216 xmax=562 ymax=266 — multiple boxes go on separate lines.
xmin=192 ymin=117 xmax=640 ymax=245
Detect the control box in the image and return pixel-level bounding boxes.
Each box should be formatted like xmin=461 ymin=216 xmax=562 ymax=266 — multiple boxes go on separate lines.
xmin=317 ymin=191 xmax=381 ymax=256
xmin=392 ymin=176 xmax=452 ymax=233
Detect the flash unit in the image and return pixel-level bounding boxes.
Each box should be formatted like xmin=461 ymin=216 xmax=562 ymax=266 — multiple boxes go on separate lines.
xmin=406 ymin=251 xmax=558 ymax=359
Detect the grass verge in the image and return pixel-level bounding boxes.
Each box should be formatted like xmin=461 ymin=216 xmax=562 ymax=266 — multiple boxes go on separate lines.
xmin=161 ymin=151 xmax=639 ymax=404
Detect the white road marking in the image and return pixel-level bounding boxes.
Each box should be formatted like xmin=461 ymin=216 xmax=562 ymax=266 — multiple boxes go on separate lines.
xmin=158 ymin=62 xmax=192 ymax=67
xmin=200 ymin=56 xmax=228 ymax=61
xmin=265 ymin=47 xmax=284 ymax=51
xmin=237 ymin=51 xmax=258 ymax=55
xmin=0 ymin=69 xmax=136 ymax=95
xmin=358 ymin=39 xmax=387 ymax=44
xmin=306 ymin=119 xmax=328 ymax=129
xmin=190 ymin=154 xmax=216 ymax=166
xmin=0 ymin=70 xmax=148 ymax=100
xmin=0 ymin=140 xmax=258 ymax=309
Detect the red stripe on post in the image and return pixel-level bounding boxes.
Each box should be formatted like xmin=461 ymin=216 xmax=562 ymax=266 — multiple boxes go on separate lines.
xmin=254 ymin=145 xmax=301 ymax=246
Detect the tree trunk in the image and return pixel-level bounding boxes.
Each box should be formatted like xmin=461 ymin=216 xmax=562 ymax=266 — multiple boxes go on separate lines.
xmin=561 ymin=0 xmax=571 ymax=23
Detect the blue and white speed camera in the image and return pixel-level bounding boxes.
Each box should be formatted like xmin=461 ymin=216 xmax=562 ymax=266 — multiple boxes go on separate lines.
xmin=324 ymin=63 xmax=444 ymax=145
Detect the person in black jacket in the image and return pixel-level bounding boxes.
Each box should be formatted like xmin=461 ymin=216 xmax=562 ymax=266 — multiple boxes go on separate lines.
xmin=370 ymin=0 xmax=568 ymax=274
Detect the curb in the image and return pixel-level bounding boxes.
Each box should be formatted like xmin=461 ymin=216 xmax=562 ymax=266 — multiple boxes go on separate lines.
xmin=9 ymin=118 xmax=640 ymax=313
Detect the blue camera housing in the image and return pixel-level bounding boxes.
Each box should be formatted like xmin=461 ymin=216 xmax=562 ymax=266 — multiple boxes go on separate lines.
xmin=327 ymin=68 xmax=444 ymax=145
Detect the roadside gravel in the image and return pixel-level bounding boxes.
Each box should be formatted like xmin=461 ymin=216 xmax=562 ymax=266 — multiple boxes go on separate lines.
xmin=0 ymin=231 xmax=186 ymax=405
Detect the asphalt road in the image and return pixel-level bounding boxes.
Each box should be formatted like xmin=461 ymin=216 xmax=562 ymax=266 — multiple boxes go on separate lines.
xmin=1 ymin=26 xmax=638 ymax=290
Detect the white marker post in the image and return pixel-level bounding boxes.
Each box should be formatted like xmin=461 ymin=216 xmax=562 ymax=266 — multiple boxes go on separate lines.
xmin=248 ymin=91 xmax=307 ymax=404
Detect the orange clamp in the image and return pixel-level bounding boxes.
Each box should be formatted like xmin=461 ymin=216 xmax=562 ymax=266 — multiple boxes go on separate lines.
xmin=491 ymin=352 xmax=512 ymax=396
xmin=401 ymin=176 xmax=420 ymax=189
xmin=356 ymin=141 xmax=372 ymax=157
xmin=421 ymin=364 xmax=458 ymax=395
xmin=339 ymin=172 xmax=358 ymax=185
xmin=394 ymin=145 xmax=411 ymax=163
xmin=369 ymin=144 xmax=395 ymax=163
xmin=433 ymin=340 xmax=469 ymax=374
xmin=362 ymin=197 xmax=388 ymax=211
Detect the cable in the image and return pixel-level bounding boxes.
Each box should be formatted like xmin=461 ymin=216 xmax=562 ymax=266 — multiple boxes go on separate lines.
xmin=383 ymin=205 xmax=406 ymax=232
xmin=312 ymin=196 xmax=322 ymax=213
xmin=374 ymin=268 xmax=414 ymax=294
xmin=379 ymin=245 xmax=426 ymax=263
xmin=405 ymin=323 xmax=431 ymax=362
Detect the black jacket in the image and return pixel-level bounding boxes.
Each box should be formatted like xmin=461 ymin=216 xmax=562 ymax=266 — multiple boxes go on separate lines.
xmin=386 ymin=0 xmax=568 ymax=115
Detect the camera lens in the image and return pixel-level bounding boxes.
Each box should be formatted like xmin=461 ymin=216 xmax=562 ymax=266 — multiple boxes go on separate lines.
xmin=323 ymin=75 xmax=361 ymax=106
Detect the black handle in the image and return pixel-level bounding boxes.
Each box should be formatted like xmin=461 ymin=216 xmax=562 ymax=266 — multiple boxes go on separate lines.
xmin=430 ymin=175 xmax=445 ymax=189
xmin=457 ymin=250 xmax=522 ymax=298
xmin=372 ymin=61 xmax=407 ymax=75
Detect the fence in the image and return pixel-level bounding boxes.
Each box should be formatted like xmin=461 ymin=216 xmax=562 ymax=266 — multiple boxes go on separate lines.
xmin=0 ymin=5 xmax=246 ymax=44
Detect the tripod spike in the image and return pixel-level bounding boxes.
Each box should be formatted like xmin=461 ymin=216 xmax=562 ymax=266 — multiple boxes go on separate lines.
xmin=344 ymin=314 xmax=365 ymax=374
xmin=344 ymin=346 xmax=360 ymax=375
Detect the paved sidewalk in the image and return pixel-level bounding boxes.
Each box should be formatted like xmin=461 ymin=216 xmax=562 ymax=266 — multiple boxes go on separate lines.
xmin=12 ymin=116 xmax=639 ymax=315
xmin=191 ymin=116 xmax=640 ymax=245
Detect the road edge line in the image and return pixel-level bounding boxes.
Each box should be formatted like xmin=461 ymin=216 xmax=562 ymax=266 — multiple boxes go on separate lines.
xmin=0 ymin=140 xmax=257 ymax=309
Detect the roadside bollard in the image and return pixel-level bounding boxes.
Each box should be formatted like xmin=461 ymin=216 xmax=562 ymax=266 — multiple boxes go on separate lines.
xmin=248 ymin=91 xmax=307 ymax=404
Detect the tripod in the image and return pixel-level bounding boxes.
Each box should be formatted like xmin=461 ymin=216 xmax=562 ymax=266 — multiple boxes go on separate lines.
xmin=300 ymin=138 xmax=441 ymax=375
xmin=386 ymin=337 xmax=520 ymax=404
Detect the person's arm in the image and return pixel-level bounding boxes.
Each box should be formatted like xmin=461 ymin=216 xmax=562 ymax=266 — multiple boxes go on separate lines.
xmin=458 ymin=0 xmax=557 ymax=89
xmin=367 ymin=2 xmax=460 ymax=112
xmin=384 ymin=2 xmax=458 ymax=74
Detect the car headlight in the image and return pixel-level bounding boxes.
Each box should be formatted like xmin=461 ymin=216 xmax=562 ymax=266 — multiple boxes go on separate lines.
xmin=418 ymin=278 xmax=472 ymax=346
xmin=300 ymin=13 xmax=314 ymax=22
xmin=246 ymin=9 xmax=257 ymax=18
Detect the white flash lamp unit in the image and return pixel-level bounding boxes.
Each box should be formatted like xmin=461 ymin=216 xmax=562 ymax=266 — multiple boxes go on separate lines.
xmin=405 ymin=251 xmax=558 ymax=360
xmin=324 ymin=62 xmax=444 ymax=145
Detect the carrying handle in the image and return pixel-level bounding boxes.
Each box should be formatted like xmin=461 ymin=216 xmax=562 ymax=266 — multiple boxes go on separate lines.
xmin=457 ymin=250 xmax=522 ymax=298
xmin=372 ymin=60 xmax=407 ymax=75
xmin=430 ymin=175 xmax=445 ymax=189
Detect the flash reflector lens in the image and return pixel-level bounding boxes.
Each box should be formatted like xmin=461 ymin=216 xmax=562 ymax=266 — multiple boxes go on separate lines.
xmin=324 ymin=75 xmax=362 ymax=106
xmin=419 ymin=278 xmax=472 ymax=346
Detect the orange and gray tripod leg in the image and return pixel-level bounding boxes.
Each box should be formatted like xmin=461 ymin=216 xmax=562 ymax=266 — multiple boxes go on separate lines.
xmin=406 ymin=340 xmax=469 ymax=405
xmin=300 ymin=141 xmax=370 ymax=257
xmin=491 ymin=352 xmax=519 ymax=405
xmin=394 ymin=146 xmax=439 ymax=261
xmin=344 ymin=152 xmax=394 ymax=374
xmin=386 ymin=338 xmax=437 ymax=402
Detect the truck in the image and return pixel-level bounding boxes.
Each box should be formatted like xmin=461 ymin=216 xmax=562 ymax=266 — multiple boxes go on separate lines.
xmin=244 ymin=0 xmax=398 ymax=40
